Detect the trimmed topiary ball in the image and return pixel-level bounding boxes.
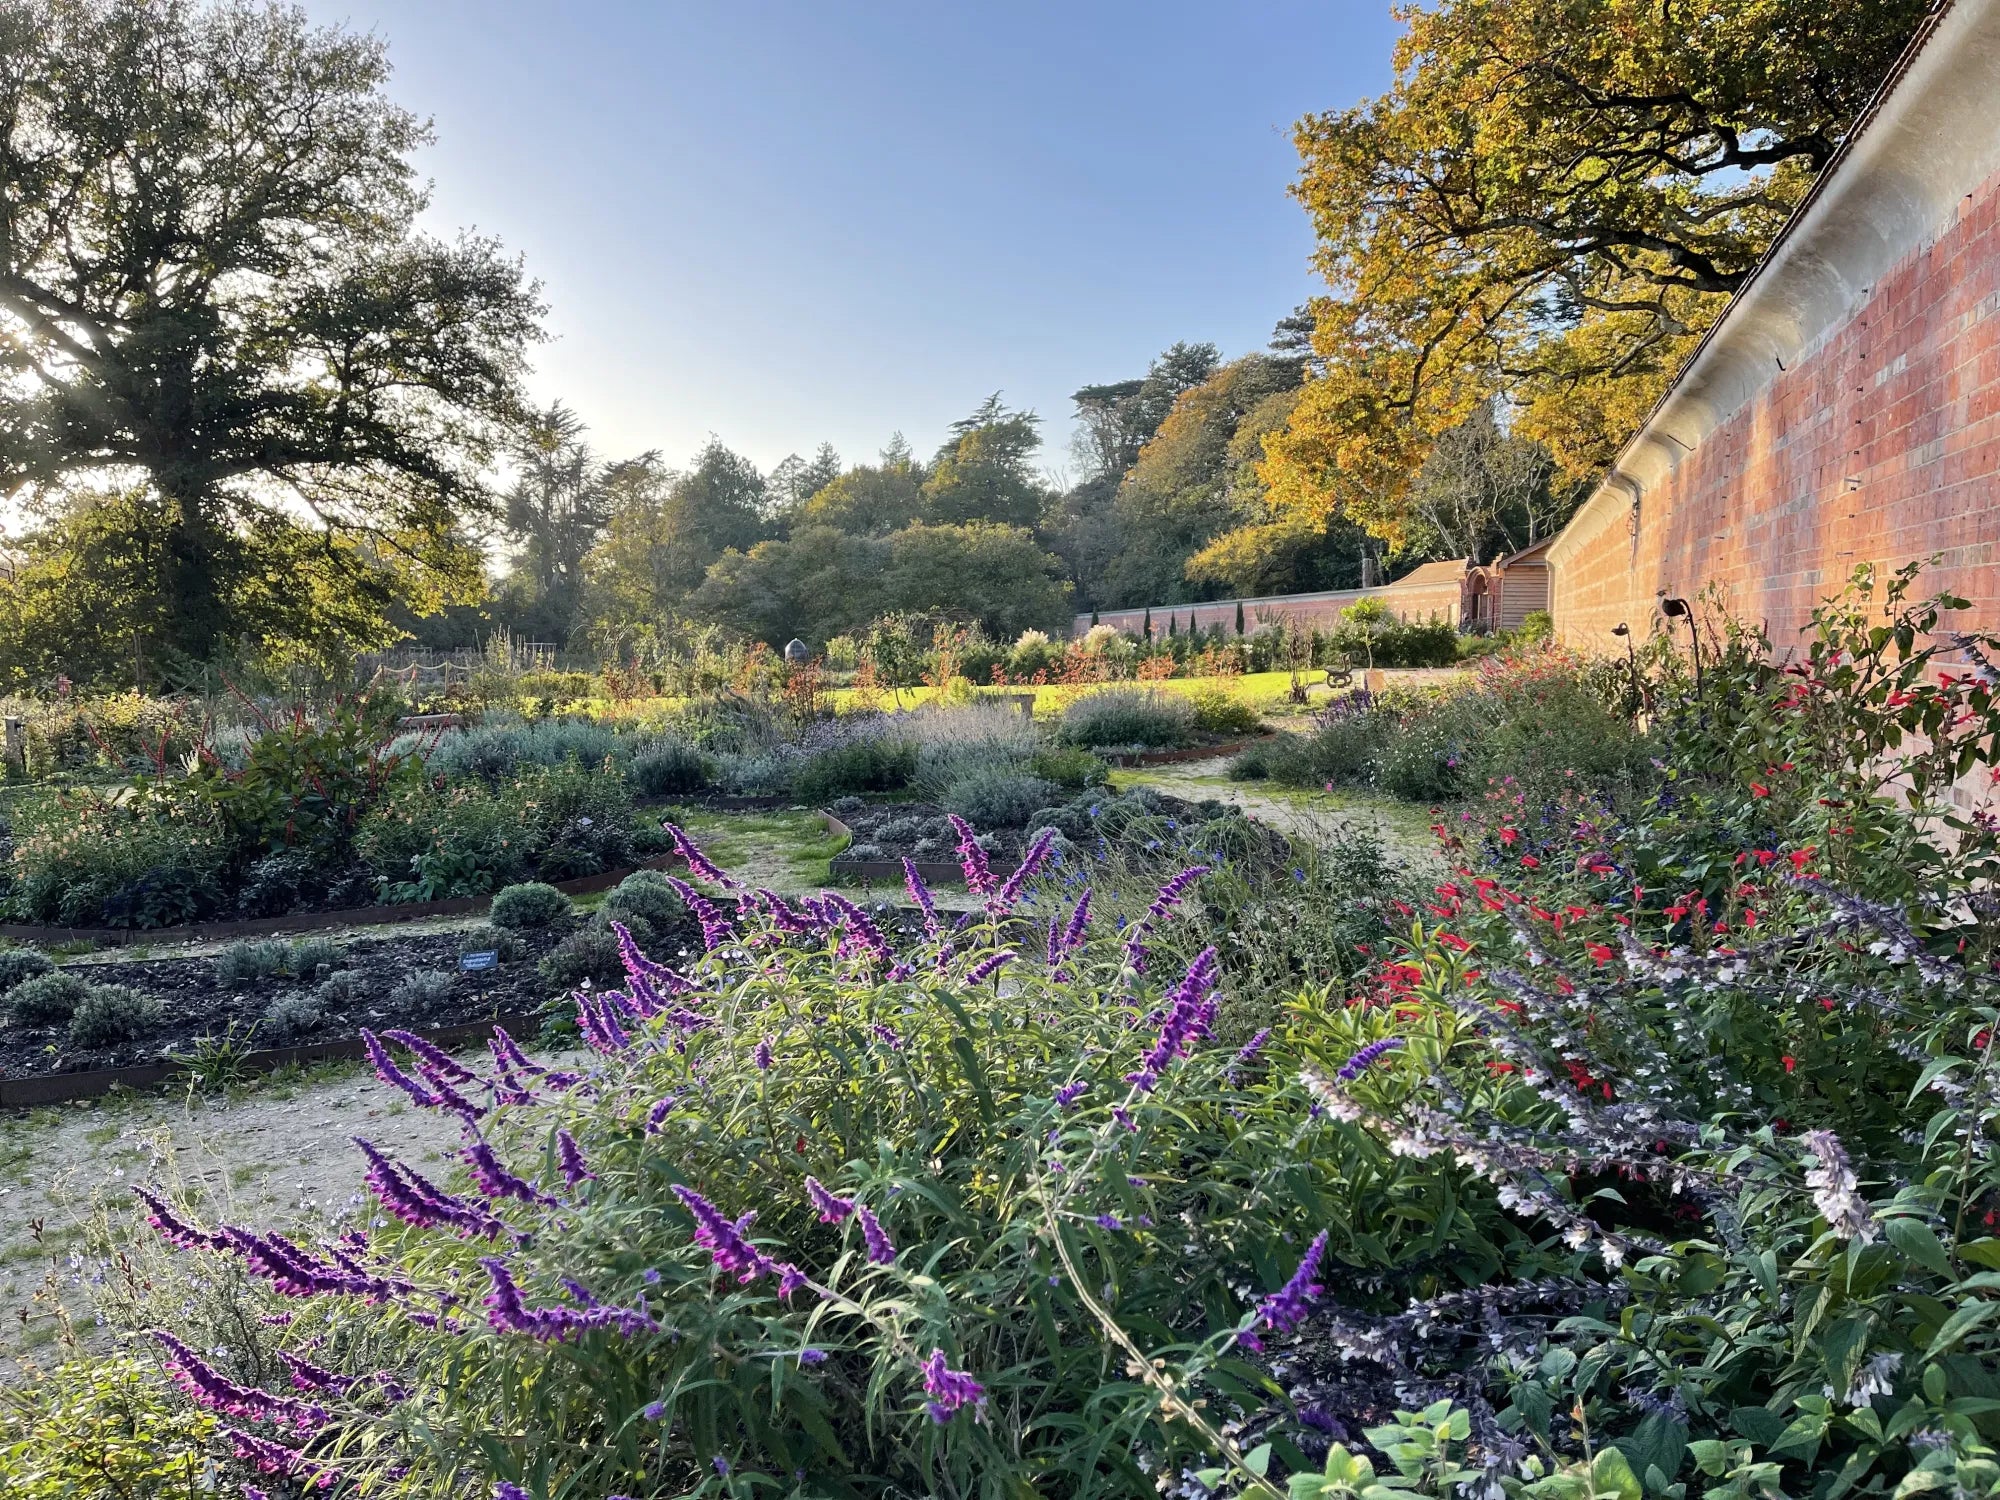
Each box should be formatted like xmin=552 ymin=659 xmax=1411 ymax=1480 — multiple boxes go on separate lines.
xmin=489 ymin=882 xmax=573 ymax=930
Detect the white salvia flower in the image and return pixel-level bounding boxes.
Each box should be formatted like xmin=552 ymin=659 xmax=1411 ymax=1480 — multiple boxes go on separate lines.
xmin=1839 ymin=1351 xmax=1901 ymax=1408
xmin=1801 ymin=1129 xmax=1878 ymax=1243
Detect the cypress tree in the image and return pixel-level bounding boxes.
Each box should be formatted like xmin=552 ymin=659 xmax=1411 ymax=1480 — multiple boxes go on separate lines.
xmin=1234 ymin=600 xmax=1246 ymax=636
xmin=1142 ymin=607 xmax=1152 ymax=641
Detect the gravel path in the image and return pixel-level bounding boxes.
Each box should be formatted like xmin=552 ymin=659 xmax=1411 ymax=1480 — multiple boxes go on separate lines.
xmin=0 ymin=1060 xmax=469 ymax=1375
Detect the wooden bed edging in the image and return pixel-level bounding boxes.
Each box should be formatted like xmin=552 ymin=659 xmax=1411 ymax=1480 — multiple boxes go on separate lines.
xmin=0 ymin=855 xmax=683 ymax=950
xmin=817 ymin=810 xmax=1022 ymax=886
xmin=0 ymin=1010 xmax=544 ymax=1108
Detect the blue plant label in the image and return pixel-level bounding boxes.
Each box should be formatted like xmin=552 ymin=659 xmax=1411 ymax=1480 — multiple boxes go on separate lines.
xmin=460 ymin=950 xmax=499 ymax=972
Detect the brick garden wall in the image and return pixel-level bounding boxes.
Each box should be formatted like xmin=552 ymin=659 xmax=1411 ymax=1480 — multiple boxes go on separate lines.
xmin=1553 ymin=166 xmax=2000 ymax=653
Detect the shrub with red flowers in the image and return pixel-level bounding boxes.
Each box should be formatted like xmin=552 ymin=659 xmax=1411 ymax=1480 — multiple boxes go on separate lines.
xmin=1303 ymin=566 xmax=2000 ymax=1495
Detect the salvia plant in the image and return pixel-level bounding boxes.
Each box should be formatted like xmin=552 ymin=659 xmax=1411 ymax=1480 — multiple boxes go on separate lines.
xmin=121 ymin=820 xmax=1475 ymax=1499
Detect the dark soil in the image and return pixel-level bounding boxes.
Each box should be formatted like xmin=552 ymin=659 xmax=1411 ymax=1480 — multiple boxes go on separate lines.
xmin=0 ymin=916 xmax=683 ymax=1080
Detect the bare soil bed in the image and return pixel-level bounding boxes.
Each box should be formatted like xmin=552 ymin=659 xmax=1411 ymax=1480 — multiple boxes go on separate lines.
xmin=0 ymin=914 xmax=693 ymax=1080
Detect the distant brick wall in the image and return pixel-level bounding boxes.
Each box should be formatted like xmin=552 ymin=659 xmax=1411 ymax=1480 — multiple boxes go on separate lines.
xmin=1553 ymin=167 xmax=2000 ymax=652
xmin=1073 ymin=571 xmax=1465 ymax=638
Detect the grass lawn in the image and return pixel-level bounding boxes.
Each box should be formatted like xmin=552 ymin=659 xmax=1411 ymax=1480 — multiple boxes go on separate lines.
xmin=822 ymin=668 xmax=1466 ymax=720
xmin=662 ymin=806 xmax=851 ymax=890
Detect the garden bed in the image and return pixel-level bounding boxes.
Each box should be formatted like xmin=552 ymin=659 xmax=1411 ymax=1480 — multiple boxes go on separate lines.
xmin=0 ymin=853 xmax=682 ymax=948
xmin=0 ymin=914 xmax=667 ymax=1087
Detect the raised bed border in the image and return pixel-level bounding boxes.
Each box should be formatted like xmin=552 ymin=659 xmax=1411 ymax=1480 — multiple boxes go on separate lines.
xmin=0 ymin=855 xmax=682 ymax=950
xmin=818 ymin=810 xmax=1022 ymax=887
xmin=0 ymin=1010 xmax=542 ymax=1109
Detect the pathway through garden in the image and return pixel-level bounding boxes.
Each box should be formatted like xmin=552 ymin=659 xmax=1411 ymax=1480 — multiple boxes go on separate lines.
xmin=0 ymin=1060 xmax=467 ymax=1373
xmin=1115 ymin=754 xmax=1440 ymax=867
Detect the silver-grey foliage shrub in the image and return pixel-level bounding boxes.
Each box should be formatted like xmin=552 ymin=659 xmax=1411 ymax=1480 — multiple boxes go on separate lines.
xmin=68 ymin=984 xmax=162 ymax=1046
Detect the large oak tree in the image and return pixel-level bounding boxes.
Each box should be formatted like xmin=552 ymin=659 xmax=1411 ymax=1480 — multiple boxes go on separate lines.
xmin=0 ymin=0 xmax=545 ymax=666
xmin=1260 ymin=0 xmax=1931 ymax=548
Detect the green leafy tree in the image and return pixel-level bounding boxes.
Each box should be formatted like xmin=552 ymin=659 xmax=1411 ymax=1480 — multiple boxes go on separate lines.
xmin=796 ymin=461 xmax=927 ymax=536
xmin=688 ymin=525 xmax=889 ymax=646
xmin=922 ymin=395 xmax=1047 ymax=529
xmin=582 ymin=440 xmax=770 ymax=639
xmin=1102 ymin=354 xmax=1309 ymax=605
xmin=1261 ymin=0 xmax=1931 ymax=542
xmin=0 ymin=0 xmax=545 ymax=665
xmin=0 ymin=485 xmax=459 ymax=688
xmin=881 ymin=521 xmax=1071 ymax=641
xmin=495 ymin=403 xmax=614 ymax=643
xmin=767 ymin=441 xmax=843 ymax=519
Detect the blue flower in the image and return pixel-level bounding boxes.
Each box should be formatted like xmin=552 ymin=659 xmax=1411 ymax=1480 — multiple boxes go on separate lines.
xmin=643 ymin=1399 xmax=666 ymax=1420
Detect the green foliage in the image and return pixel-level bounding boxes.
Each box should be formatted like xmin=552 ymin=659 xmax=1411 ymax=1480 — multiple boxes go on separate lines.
xmin=1183 ymin=683 xmax=1264 ymax=737
xmin=537 ymin=925 xmax=623 ymax=989
xmin=212 ymin=939 xmax=291 ymax=986
xmin=314 ymin=969 xmax=369 ymax=1008
xmin=1026 ymin=745 xmax=1111 ymax=790
xmin=260 ymin=990 xmax=327 ymax=1041
xmin=357 ymin=761 xmax=643 ymax=899
xmin=0 ymin=1354 xmax=216 ymax=1499
xmin=67 ymin=983 xmax=162 ymax=1046
xmin=424 ymin=718 xmax=628 ymax=784
xmin=2 ymin=790 xmax=232 ymax=928
xmin=0 ymin=0 xmax=537 ymax=669
xmin=631 ymin=738 xmax=711 ymax=797
xmin=488 ymin=882 xmax=573 ymax=930
xmin=1056 ymin=688 xmax=1198 ymax=749
xmin=790 ymin=737 xmax=918 ymax=804
xmin=213 ymin=935 xmax=346 ymax=986
xmin=1250 ymin=647 xmax=1654 ymax=804
xmin=5 ymin=970 xmax=86 ymax=1026
xmin=597 ymin=869 xmax=685 ymax=934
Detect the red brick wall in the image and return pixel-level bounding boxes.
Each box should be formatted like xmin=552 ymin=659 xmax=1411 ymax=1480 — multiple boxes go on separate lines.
xmin=1554 ymin=168 xmax=2000 ymax=652
xmin=1073 ymin=575 xmax=1465 ymax=639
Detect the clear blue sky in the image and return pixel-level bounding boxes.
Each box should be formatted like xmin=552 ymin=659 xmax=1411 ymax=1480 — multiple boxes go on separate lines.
xmin=300 ymin=1 xmax=1405 ymax=478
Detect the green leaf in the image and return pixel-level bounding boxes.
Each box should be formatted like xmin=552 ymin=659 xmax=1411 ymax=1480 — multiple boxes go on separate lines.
xmin=1958 ymin=1239 xmax=2000 ymax=1270
xmin=1244 ymin=1443 xmax=1272 ymax=1478
xmin=1926 ymin=1300 xmax=1999 ymax=1358
xmin=1589 ymin=1447 xmax=1643 ymax=1500
xmin=1886 ymin=1218 xmax=1953 ymax=1277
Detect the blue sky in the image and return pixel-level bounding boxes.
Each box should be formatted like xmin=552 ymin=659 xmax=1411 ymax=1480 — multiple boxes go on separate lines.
xmin=301 ymin=1 xmax=1405 ymax=477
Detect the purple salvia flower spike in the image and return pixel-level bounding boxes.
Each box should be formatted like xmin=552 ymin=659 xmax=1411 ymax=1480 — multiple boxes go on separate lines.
xmin=381 ymin=1029 xmax=478 ymax=1084
xmin=967 ymin=950 xmax=1014 ymax=985
xmin=1061 ymin=889 xmax=1093 ymax=952
xmin=920 ymin=1348 xmax=987 ymax=1421
xmin=673 ymin=1184 xmax=775 ymax=1282
xmin=133 ymin=1187 xmax=230 ymax=1252
xmin=1242 ymin=1229 xmax=1328 ymax=1351
xmin=662 ymin=820 xmax=739 ymax=888
xmin=858 ymin=1204 xmax=896 ymax=1265
xmin=361 ymin=1029 xmax=436 ymax=1108
xmin=902 ymin=858 xmax=941 ymax=937
xmin=992 ymin=827 xmax=1058 ymax=911
xmin=947 ymin=814 xmax=997 ymax=895
xmin=805 ymin=1175 xmax=855 ymax=1222
xmin=555 ymin=1128 xmax=596 ymax=1189
xmin=1335 ymin=1036 xmax=1404 ymax=1082
xmin=821 ymin=892 xmax=895 ymax=966
xmin=463 ymin=1138 xmax=555 ymax=1205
